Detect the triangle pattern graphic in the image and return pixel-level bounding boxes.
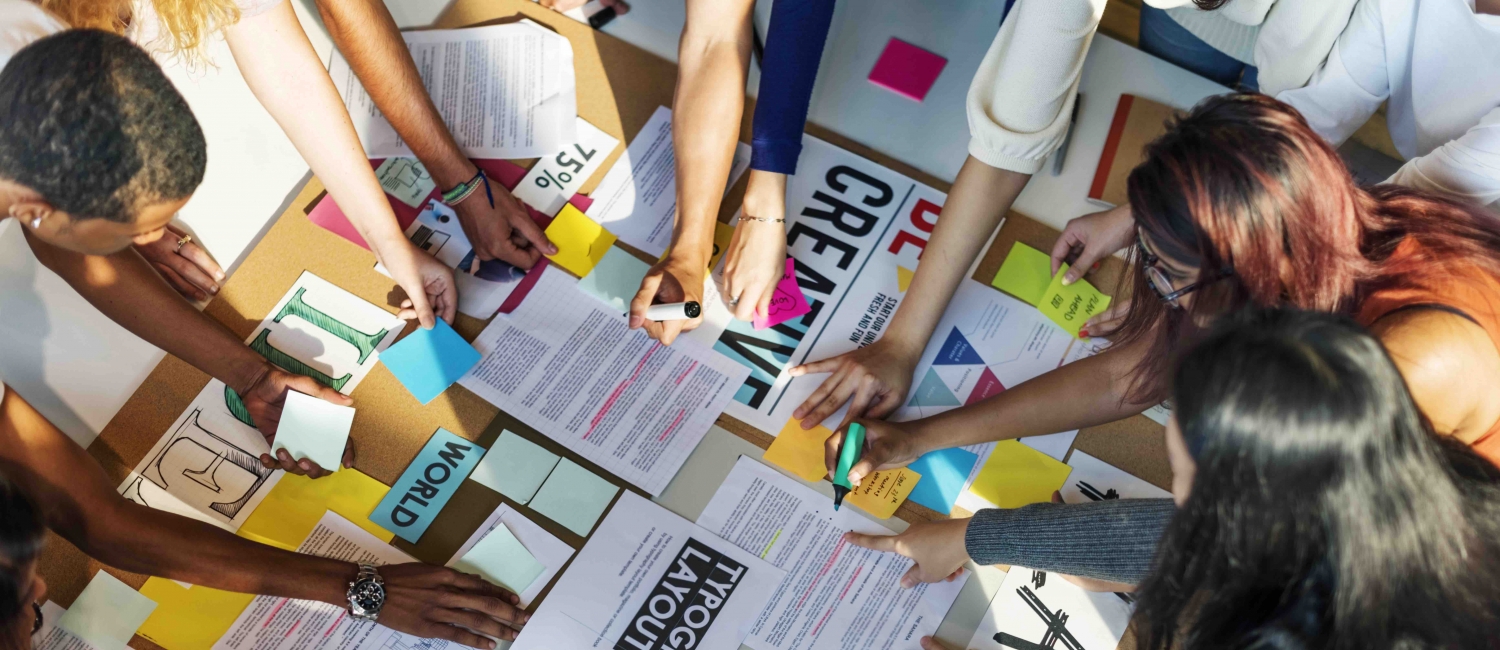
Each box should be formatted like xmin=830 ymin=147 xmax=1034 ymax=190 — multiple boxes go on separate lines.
xmin=908 ymin=367 xmax=962 ymax=408
xmin=966 ymin=367 xmax=1006 ymax=405
xmin=934 ymin=327 xmax=986 ymax=366
xmin=896 ymin=266 xmax=915 ymax=293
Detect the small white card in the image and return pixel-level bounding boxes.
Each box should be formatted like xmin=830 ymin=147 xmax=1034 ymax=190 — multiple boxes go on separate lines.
xmin=512 ymin=118 xmax=620 ymax=215
xmin=270 ymin=391 xmax=355 ymax=470
xmin=375 ymin=157 xmax=436 ymax=209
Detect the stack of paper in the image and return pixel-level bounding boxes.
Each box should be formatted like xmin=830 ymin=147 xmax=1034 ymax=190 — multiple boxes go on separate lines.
xmin=448 ymin=503 xmax=576 ymax=608
xmin=56 ymin=572 xmax=158 ymax=650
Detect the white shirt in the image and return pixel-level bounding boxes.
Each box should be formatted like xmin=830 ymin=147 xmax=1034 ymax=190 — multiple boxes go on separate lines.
xmin=1279 ymin=0 xmax=1500 ymax=209
xmin=0 ymin=0 xmax=64 ymax=69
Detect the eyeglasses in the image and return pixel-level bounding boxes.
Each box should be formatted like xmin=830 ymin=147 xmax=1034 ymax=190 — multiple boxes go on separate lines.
xmin=32 ymin=601 xmax=42 ymax=635
xmin=1136 ymin=231 xmax=1222 ymax=310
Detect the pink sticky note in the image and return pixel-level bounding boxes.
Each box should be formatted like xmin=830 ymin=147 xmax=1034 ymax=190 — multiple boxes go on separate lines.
xmin=568 ymin=193 xmax=594 ymax=213
xmin=754 ymin=258 xmax=812 ymax=329
xmin=868 ymin=38 xmax=946 ymax=102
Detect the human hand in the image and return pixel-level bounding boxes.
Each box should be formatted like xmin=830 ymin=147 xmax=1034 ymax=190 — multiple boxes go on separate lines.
xmin=823 ymin=418 xmax=925 ymax=487
xmin=538 ymin=0 xmax=631 ymax=15
xmin=918 ymin=638 xmax=964 ymax=650
xmin=722 ymin=171 xmax=788 ymax=322
xmin=452 ymin=183 xmax=555 ymax=271
xmin=239 ymin=365 xmax=354 ymax=478
xmin=1080 ymin=297 xmax=1131 ymax=339
xmin=376 ymin=240 xmax=457 ymax=328
xmin=134 ymin=223 xmax=224 ymax=302
xmin=1049 ymin=204 xmax=1135 ymax=285
xmin=373 ymin=563 xmax=529 ymax=646
xmin=628 ymin=254 xmax=705 ymax=345
xmin=842 ymin=518 xmax=971 ymax=587
xmin=788 ymin=337 xmax=920 ymax=430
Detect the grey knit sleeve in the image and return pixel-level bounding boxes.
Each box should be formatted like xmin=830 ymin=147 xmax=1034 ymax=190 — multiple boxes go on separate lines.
xmin=964 ymin=499 xmax=1176 ymax=584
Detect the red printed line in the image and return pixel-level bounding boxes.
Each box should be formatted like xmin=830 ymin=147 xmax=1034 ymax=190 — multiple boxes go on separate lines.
xmin=810 ymin=566 xmax=862 ymax=636
xmin=323 ymin=611 xmax=347 ymax=637
xmin=658 ymin=409 xmax=686 ymax=442
xmin=585 ymin=342 xmax=661 ymax=440
xmin=675 ymin=361 xmax=698 ymax=384
xmin=264 ymin=599 xmax=288 ymax=628
xmin=794 ymin=538 xmax=847 ymax=611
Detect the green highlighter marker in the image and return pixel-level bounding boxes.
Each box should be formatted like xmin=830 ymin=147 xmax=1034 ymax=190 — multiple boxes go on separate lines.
xmin=831 ymin=422 xmax=866 ymax=511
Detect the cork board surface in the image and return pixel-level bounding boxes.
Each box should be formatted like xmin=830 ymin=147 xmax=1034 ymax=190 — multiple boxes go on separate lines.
xmin=42 ymin=0 xmax=1167 ymax=644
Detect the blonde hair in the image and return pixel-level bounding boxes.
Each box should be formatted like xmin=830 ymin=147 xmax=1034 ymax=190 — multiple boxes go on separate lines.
xmin=39 ymin=0 xmax=241 ymax=60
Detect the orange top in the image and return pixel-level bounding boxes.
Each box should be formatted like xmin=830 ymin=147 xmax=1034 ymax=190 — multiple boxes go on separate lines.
xmin=1357 ymin=237 xmax=1500 ymax=465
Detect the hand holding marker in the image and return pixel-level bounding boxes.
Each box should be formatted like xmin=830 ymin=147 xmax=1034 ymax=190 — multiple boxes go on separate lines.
xmin=832 ymin=422 xmax=866 ymax=510
xmin=645 ymin=301 xmax=700 ymax=321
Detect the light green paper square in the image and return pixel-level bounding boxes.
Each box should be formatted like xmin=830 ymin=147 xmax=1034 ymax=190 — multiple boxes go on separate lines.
xmin=528 ymin=459 xmax=619 ymax=537
xmin=470 ymin=430 xmax=561 ymax=504
xmin=58 ymin=571 xmax=158 ymax=649
xmin=453 ymin=522 xmax=547 ymax=595
xmin=991 ymin=242 xmax=1054 ymax=306
xmin=578 ymin=247 xmax=651 ymax=312
xmin=270 ymin=391 xmax=355 ymax=471
xmin=1037 ymin=263 xmax=1113 ymax=337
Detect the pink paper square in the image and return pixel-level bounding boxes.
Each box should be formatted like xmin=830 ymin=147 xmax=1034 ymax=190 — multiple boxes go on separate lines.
xmin=868 ymin=38 xmax=947 ymax=102
xmin=753 ymin=258 xmax=812 ymax=329
xmin=568 ymin=192 xmax=594 ymax=213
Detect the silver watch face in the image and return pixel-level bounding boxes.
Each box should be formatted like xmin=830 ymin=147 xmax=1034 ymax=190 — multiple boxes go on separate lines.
xmin=348 ymin=579 xmax=386 ymax=617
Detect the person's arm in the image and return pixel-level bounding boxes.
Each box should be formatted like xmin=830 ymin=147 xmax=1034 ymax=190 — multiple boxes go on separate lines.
xmin=1385 ymin=107 xmax=1500 ymax=207
xmin=627 ymin=0 xmax=755 ymax=345
xmin=1274 ymin=0 xmax=1390 ymax=148
xmin=1372 ymin=308 xmax=1500 ymax=445
xmin=0 ymin=387 xmax=526 ymax=647
xmin=963 ymin=499 xmax=1174 ymax=584
xmin=223 ymin=2 xmax=455 ymax=328
xmin=23 ymin=232 xmax=350 ymax=478
xmin=720 ymin=0 xmax=837 ymax=322
xmin=311 ymin=0 xmax=554 ymax=269
xmin=1251 ymin=0 xmax=1358 ymax=96
xmin=787 ymin=0 xmax=1104 ymax=429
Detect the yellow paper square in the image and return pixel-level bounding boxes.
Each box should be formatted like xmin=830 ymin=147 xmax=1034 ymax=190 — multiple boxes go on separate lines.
xmin=1037 ymin=263 xmax=1112 ymax=337
xmin=766 ymin=418 xmax=834 ymax=482
xmin=846 ymin=467 xmax=921 ymax=519
xmin=991 ymin=242 xmax=1054 ymax=306
xmin=238 ymin=469 xmax=393 ymax=551
xmin=969 ymin=440 xmax=1072 ymax=508
xmin=545 ymin=204 xmax=617 ymax=277
xmin=709 ymin=222 xmax=736 ymax=270
xmin=137 ymin=579 xmax=255 ymax=650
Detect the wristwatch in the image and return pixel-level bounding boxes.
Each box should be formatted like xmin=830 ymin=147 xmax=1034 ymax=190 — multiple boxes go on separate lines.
xmin=346 ymin=564 xmax=386 ymax=622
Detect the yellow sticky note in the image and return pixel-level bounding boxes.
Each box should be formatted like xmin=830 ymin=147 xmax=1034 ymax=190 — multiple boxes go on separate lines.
xmin=709 ymin=222 xmax=736 ymax=270
xmin=545 ymin=204 xmax=617 ymax=277
xmin=969 ymin=440 xmax=1072 ymax=508
xmin=846 ymin=467 xmax=921 ymax=519
xmin=766 ymin=418 xmax=834 ymax=482
xmin=991 ymin=242 xmax=1054 ymax=306
xmin=1037 ymin=263 xmax=1112 ymax=338
xmin=238 ymin=469 xmax=393 ymax=551
xmin=137 ymin=579 xmax=254 ymax=650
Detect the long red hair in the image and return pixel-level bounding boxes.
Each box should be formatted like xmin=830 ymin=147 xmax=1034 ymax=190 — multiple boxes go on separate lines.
xmin=1112 ymin=93 xmax=1500 ymax=401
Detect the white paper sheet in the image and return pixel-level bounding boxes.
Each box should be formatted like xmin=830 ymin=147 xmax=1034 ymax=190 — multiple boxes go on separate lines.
xmin=331 ymin=22 xmax=577 ymax=158
xmin=214 ymin=511 xmax=478 ymax=650
xmin=458 ymin=266 xmax=751 ymax=495
xmin=511 ymin=118 xmax=620 ymax=215
xmin=446 ymin=503 xmax=575 ymax=609
xmin=966 ymin=567 xmax=1133 ymax=650
xmin=511 ymin=492 xmax=784 ymax=650
xmin=377 ymin=199 xmax=530 ymax=318
xmin=697 ymin=457 xmax=967 ymax=650
xmin=586 ymin=106 xmax=751 ymax=258
xmin=1060 ymin=450 xmax=1171 ymax=504
xmin=119 ymin=273 xmax=401 ymax=530
xmin=33 ymin=601 xmax=99 ymax=650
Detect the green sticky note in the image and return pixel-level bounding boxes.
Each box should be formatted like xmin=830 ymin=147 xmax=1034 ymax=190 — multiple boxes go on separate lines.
xmin=1037 ymin=263 xmax=1112 ymax=337
xmin=453 ymin=522 xmax=547 ymax=594
xmin=991 ymin=242 xmax=1054 ymax=306
xmin=528 ymin=458 xmax=619 ymax=537
xmin=271 ymin=390 xmax=355 ymax=471
xmin=59 ymin=571 xmax=159 ymax=649
xmin=578 ymin=247 xmax=651 ymax=312
xmin=470 ymin=430 xmax=561 ymax=504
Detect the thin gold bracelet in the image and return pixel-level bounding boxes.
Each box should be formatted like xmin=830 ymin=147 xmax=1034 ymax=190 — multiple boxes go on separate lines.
xmin=740 ymin=216 xmax=786 ymax=223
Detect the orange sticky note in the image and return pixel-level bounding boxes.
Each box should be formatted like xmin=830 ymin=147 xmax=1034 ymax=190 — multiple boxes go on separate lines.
xmin=847 ymin=467 xmax=921 ymax=519
xmin=968 ymin=440 xmax=1072 ymax=508
xmin=545 ymin=204 xmax=617 ymax=277
xmin=766 ymin=418 xmax=833 ymax=482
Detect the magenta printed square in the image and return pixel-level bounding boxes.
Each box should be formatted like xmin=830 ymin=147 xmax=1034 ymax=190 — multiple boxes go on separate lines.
xmin=868 ymin=38 xmax=947 ymax=102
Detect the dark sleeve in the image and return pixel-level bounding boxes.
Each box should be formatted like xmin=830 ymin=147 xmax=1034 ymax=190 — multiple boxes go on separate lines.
xmin=964 ymin=499 xmax=1175 ymax=584
xmin=749 ymin=0 xmax=836 ymax=174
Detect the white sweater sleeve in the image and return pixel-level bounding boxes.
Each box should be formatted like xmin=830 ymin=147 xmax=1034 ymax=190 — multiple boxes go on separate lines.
xmin=1252 ymin=0 xmax=1360 ymax=96
xmin=1387 ymin=107 xmax=1500 ymax=209
xmin=965 ymin=0 xmax=1105 ymax=175
xmin=1275 ymin=0 xmax=1390 ymax=146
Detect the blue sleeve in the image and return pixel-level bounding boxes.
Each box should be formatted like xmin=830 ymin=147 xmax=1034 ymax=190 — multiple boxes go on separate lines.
xmin=750 ymin=0 xmax=836 ymax=174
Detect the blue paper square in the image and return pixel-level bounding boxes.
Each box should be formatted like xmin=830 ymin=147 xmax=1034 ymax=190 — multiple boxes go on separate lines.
xmin=370 ymin=428 xmax=487 ymax=542
xmin=381 ymin=319 xmax=482 ymax=404
xmin=907 ymin=447 xmax=980 ymax=515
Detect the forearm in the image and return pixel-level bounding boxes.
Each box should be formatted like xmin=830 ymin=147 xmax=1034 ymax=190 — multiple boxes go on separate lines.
xmin=884 ymin=157 xmax=1030 ymax=358
xmin=965 ymin=499 xmax=1174 ymax=584
xmin=312 ymin=0 xmax=474 ymax=189
xmin=24 ymin=234 xmax=268 ymax=394
xmin=671 ymin=0 xmax=756 ymax=266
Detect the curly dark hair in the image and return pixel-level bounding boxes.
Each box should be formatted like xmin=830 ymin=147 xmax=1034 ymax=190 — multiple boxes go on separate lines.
xmin=0 ymin=29 xmax=206 ymax=223
xmin=0 ymin=473 xmax=42 ymax=650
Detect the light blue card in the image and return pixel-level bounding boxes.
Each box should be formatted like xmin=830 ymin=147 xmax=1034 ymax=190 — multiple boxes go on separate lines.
xmin=271 ymin=390 xmax=354 ymax=470
xmin=907 ymin=447 xmax=980 ymax=515
xmin=470 ymin=430 xmax=561 ymax=504
xmin=528 ymin=458 xmax=619 ymax=537
xmin=381 ymin=319 xmax=482 ymax=404
xmin=577 ymin=247 xmax=650 ymax=312
xmin=57 ymin=570 xmax=158 ymax=649
xmin=452 ymin=522 xmax=546 ymax=594
xmin=370 ymin=428 xmax=487 ymax=542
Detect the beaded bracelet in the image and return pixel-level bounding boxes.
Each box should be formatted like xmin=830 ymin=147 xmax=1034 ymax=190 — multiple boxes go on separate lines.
xmin=442 ymin=169 xmax=494 ymax=208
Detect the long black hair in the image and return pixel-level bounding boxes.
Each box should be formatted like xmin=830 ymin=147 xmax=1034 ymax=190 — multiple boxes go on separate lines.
xmin=1133 ymin=309 xmax=1500 ymax=649
xmin=0 ymin=474 xmax=43 ymax=649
